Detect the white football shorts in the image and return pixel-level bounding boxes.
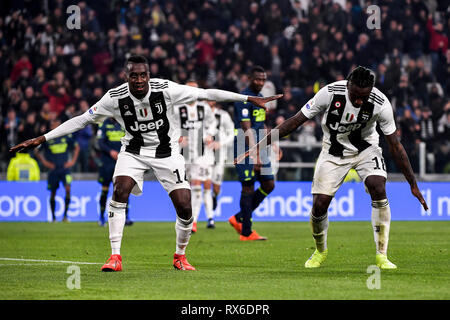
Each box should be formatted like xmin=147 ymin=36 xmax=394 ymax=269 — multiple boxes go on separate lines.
xmin=311 ymin=145 xmax=387 ymax=196
xmin=113 ymin=151 xmax=190 ymax=195
xmin=186 ymin=162 xmax=213 ymax=182
xmin=211 ymin=163 xmax=225 ymax=185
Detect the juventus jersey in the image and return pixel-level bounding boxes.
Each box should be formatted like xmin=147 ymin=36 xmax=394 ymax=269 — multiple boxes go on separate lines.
xmin=86 ymin=79 xmax=202 ymax=158
xmin=174 ymin=101 xmax=217 ymax=164
xmin=213 ymin=108 xmax=234 ymax=164
xmin=301 ymin=80 xmax=396 ymax=157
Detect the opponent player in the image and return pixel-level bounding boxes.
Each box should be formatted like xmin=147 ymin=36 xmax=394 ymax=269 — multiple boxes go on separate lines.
xmin=34 ymin=118 xmax=80 ymax=222
xmin=229 ymin=66 xmax=279 ymax=241
xmin=236 ymin=66 xmax=428 ymax=269
xmin=209 ymin=101 xmax=235 ymax=214
xmin=175 ymin=80 xmax=217 ymax=231
xmin=96 ymin=118 xmax=132 ymax=227
xmin=10 ymin=55 xmax=282 ymax=271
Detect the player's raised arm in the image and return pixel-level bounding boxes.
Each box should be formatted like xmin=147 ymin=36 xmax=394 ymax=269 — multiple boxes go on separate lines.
xmin=234 ymin=110 xmax=309 ymax=165
xmin=9 ymin=112 xmax=93 ymax=154
xmin=197 ymin=87 xmax=283 ymax=111
xmin=9 ymin=92 xmax=114 ymax=154
xmin=384 ymin=133 xmax=428 ymax=211
xmin=234 ymin=84 xmax=332 ymax=165
xmin=9 ymin=135 xmax=46 ymax=153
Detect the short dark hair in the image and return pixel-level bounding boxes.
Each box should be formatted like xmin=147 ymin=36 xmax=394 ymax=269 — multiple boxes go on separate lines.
xmin=126 ymin=55 xmax=148 ymax=65
xmin=250 ymin=65 xmax=265 ymax=75
xmin=347 ymin=66 xmax=375 ymax=88
xmin=125 ymin=55 xmax=149 ymax=72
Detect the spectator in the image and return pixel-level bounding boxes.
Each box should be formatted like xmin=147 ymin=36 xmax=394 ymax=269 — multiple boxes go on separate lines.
xmin=4 ymin=108 xmax=21 ymax=150
xmin=399 ymin=108 xmax=421 ymax=172
xmin=418 ymin=107 xmax=437 ymax=172
xmin=42 ymin=79 xmax=71 ymax=116
xmin=10 ymin=53 xmax=33 ymax=83
xmin=18 ymin=112 xmax=38 ymax=142
xmin=0 ymin=0 xmax=448 ymax=174
xmin=23 ymin=86 xmax=40 ymax=113
xmin=435 ymin=103 xmax=450 ymax=172
xmin=393 ymin=74 xmax=415 ymax=111
xmin=195 ymin=31 xmax=216 ymax=67
xmin=426 ymin=14 xmax=448 ymax=75
xmin=74 ymin=100 xmax=94 ymax=172
xmin=405 ymin=23 xmax=426 ymax=59
xmin=6 ymin=150 xmax=40 ymax=181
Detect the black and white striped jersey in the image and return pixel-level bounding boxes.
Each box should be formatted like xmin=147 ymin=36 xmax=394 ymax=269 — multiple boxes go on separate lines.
xmin=300 ymin=80 xmax=396 ymax=157
xmin=86 ymin=79 xmax=202 ymax=158
xmin=213 ymin=108 xmax=234 ymax=164
xmin=174 ymin=101 xmax=217 ymax=164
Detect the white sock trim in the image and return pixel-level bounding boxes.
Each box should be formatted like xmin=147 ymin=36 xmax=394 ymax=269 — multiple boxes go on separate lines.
xmin=108 ymin=200 xmax=127 ymax=255
xmin=191 ymin=186 xmax=203 ymax=222
xmin=175 ymin=216 xmax=193 ymax=255
xmin=203 ymin=189 xmax=214 ymax=219
xmin=310 ymin=212 xmax=329 ymax=252
xmin=371 ymin=199 xmax=391 ymax=255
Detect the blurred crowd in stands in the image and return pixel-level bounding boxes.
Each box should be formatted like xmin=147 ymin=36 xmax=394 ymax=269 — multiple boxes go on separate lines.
xmin=1 ymin=0 xmax=449 ymax=178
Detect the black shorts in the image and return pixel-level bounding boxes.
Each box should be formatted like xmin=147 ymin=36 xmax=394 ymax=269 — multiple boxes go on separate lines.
xmin=98 ymin=161 xmax=115 ymax=186
xmin=47 ymin=169 xmax=72 ymax=191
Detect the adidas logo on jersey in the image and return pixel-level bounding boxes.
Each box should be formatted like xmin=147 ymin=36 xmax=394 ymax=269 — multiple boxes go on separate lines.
xmin=129 ymin=119 xmax=164 ymax=132
xmin=329 ymin=122 xmax=362 ymax=132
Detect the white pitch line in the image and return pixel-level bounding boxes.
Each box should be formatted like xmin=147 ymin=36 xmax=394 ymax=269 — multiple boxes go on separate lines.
xmin=0 ymin=258 xmax=102 ymax=265
xmin=0 ymin=263 xmax=64 ymax=266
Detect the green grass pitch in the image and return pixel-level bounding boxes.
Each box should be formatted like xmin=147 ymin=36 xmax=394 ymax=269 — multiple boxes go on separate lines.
xmin=0 ymin=221 xmax=448 ymax=300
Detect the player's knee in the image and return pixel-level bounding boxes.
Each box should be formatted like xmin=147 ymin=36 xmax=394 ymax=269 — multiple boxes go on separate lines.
xmin=312 ymin=198 xmax=330 ymax=217
xmin=241 ymin=184 xmax=254 ymax=196
xmin=112 ymin=184 xmax=130 ymax=203
xmin=312 ymin=205 xmax=328 ymax=217
xmin=213 ymin=184 xmax=220 ymax=195
xmin=261 ymin=180 xmax=274 ymax=194
xmin=366 ymin=182 xmax=386 ymax=200
xmin=176 ymin=199 xmax=192 ymax=220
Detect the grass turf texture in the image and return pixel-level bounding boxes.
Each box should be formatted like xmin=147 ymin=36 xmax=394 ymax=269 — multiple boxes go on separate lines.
xmin=0 ymin=221 xmax=448 ymax=300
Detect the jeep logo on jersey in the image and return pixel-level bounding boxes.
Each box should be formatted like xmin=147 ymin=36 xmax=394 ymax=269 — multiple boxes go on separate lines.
xmin=182 ymin=121 xmax=202 ymax=130
xmin=329 ymin=122 xmax=362 ymax=132
xmin=129 ymin=119 xmax=164 ymax=132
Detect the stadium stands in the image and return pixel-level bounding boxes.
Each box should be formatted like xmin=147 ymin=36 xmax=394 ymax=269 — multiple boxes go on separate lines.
xmin=0 ymin=0 xmax=449 ymax=176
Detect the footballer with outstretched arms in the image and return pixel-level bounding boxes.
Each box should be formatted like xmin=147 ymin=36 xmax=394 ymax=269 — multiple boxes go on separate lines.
xmin=10 ymin=55 xmax=282 ymax=272
xmin=236 ymin=66 xmax=428 ymax=269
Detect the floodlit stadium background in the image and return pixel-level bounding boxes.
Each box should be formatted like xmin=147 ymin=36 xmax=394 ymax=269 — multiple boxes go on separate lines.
xmin=0 ymin=0 xmax=449 ymax=221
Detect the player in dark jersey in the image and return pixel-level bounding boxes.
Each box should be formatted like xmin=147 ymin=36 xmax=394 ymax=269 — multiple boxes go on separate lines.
xmin=229 ymin=66 xmax=280 ymax=241
xmin=96 ymin=118 xmax=133 ymax=227
xmin=35 ymin=119 xmax=80 ymax=222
